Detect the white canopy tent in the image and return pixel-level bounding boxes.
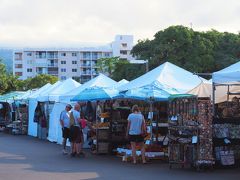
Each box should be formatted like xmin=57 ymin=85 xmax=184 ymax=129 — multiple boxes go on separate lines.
xmin=212 ymin=61 xmax=240 ymax=110
xmin=36 ymin=81 xmax=63 ymax=102
xmin=52 ymin=74 xmax=117 ymax=144
xmin=119 ymin=62 xmax=207 ymax=93
xmin=39 ymin=78 xmax=81 ymax=102
xmin=212 ymin=61 xmax=240 ymax=84
xmin=115 ymin=79 xmax=129 ymax=89
xmin=46 ymin=79 xmax=80 ymax=142
xmin=27 ymin=83 xmax=53 ymax=137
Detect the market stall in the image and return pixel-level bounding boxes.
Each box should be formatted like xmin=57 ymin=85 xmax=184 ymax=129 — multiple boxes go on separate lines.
xmin=168 ymin=94 xmax=214 ymax=169
xmin=0 ymin=91 xmax=28 ymax=134
xmin=212 ymin=61 xmax=240 ymax=167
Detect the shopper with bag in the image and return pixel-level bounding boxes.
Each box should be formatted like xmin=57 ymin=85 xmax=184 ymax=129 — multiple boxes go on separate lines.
xmin=59 ymin=104 xmax=72 ymax=154
xmin=126 ymin=104 xmax=147 ymax=164
xmin=69 ymin=103 xmax=83 ymax=157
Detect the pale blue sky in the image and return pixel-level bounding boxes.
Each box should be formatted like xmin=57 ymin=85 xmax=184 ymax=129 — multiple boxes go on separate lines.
xmin=0 ymin=0 xmax=239 ymax=47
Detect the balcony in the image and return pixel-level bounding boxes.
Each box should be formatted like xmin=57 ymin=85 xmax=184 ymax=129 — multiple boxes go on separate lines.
xmin=81 ymin=63 xmax=91 ymax=67
xmin=81 ymin=71 xmax=91 ymax=76
xmin=48 ymin=71 xmax=58 ymax=76
xmin=48 ymin=63 xmax=58 ymax=67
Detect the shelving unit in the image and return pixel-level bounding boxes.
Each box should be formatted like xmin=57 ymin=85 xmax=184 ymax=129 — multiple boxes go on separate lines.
xmin=213 ymin=116 xmax=240 ymax=167
xmin=168 ymin=96 xmax=199 ymax=169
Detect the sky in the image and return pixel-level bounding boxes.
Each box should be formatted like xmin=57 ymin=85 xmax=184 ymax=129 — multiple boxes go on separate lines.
xmin=0 ymin=0 xmax=239 ymax=47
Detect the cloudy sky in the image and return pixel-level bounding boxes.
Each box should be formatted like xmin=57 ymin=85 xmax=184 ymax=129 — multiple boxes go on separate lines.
xmin=0 ymin=0 xmax=239 ymax=47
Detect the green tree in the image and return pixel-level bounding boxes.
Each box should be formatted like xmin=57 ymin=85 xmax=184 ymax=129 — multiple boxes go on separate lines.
xmin=131 ymin=25 xmax=240 ymax=74
xmin=21 ymin=74 xmax=58 ymax=90
xmin=0 ymin=60 xmax=20 ymax=94
xmin=96 ymin=57 xmax=120 ymax=77
xmin=0 ymin=61 xmax=8 ymax=94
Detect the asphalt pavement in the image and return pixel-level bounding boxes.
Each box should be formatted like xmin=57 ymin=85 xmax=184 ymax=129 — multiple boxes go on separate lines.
xmin=0 ymin=132 xmax=239 ymax=180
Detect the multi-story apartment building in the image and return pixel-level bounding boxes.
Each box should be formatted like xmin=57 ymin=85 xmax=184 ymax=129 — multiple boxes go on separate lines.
xmin=13 ymin=35 xmax=134 ymax=83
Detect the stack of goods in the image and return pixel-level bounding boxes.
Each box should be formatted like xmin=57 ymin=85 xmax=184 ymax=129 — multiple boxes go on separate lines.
xmin=196 ymin=100 xmax=215 ymax=166
xmin=117 ymin=144 xmax=167 ymax=162
xmin=168 ymin=97 xmax=199 ymax=169
xmin=213 ymin=124 xmax=240 ymax=139
xmin=215 ymin=146 xmax=235 ymax=165
xmin=94 ymin=122 xmax=110 ymax=129
xmin=217 ymin=97 xmax=240 ymax=118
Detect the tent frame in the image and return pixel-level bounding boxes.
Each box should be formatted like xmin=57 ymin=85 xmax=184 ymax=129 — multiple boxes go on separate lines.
xmin=212 ymin=83 xmax=240 ymax=116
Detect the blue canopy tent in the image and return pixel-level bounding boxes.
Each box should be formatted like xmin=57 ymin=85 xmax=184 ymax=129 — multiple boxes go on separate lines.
xmin=123 ymin=82 xmax=180 ymax=102
xmin=71 ymin=86 xmax=124 ymax=102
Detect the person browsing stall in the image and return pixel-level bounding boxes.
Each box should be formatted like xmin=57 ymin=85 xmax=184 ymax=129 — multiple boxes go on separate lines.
xmin=126 ymin=105 xmax=147 ymax=164
xmin=69 ymin=103 xmax=83 ymax=157
xmin=59 ymin=104 xmax=72 ymax=154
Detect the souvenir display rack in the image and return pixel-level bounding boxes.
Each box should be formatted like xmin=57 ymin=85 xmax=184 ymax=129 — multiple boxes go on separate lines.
xmin=13 ymin=103 xmax=28 ymax=135
xmin=213 ymin=95 xmax=240 ymax=167
xmin=195 ymin=98 xmax=215 ymax=169
xmin=168 ymin=95 xmax=199 ymax=169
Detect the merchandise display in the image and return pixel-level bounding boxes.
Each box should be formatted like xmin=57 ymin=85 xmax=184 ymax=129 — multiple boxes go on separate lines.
xmin=168 ymin=96 xmax=199 ymax=169
xmin=197 ymin=99 xmax=215 ymax=167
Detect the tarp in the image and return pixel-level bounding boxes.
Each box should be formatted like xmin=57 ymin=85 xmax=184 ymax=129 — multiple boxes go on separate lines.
xmin=124 ymin=81 xmax=180 ymax=101
xmin=0 ymin=91 xmax=26 ymax=103
xmin=15 ymin=90 xmax=36 ymax=102
xmin=40 ymin=78 xmax=81 ymax=102
xmin=187 ymin=81 xmax=212 ymax=98
xmin=71 ymin=87 xmax=123 ymax=101
xmin=118 ymin=62 xmax=206 ymax=93
xmin=212 ymin=61 xmax=240 ymax=84
xmin=59 ymin=73 xmax=117 ymax=103
xmin=115 ymin=79 xmax=129 ymax=89
xmin=187 ymin=80 xmax=240 ymax=103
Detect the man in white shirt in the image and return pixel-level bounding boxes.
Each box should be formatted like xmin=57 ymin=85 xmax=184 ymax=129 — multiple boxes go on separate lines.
xmin=59 ymin=104 xmax=72 ymax=154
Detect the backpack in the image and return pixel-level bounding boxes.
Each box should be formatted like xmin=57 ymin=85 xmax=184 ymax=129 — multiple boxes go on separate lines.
xmin=69 ymin=111 xmax=82 ymax=130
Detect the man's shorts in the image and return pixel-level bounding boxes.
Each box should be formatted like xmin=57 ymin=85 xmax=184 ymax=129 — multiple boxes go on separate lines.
xmin=69 ymin=126 xmax=83 ymax=143
xmin=62 ymin=127 xmax=70 ymax=139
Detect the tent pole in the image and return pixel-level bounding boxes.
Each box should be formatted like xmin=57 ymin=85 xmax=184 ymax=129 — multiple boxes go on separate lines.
xmin=212 ymin=82 xmax=216 ymax=116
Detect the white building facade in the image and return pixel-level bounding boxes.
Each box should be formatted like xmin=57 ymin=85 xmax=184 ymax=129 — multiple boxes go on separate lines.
xmin=13 ymin=35 xmax=135 ymax=83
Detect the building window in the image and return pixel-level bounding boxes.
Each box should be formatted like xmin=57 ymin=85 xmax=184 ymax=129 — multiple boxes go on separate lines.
xmin=26 ymin=52 xmax=32 ymax=56
xmin=61 ymin=76 xmax=66 ymax=80
xmin=47 ymin=51 xmax=58 ymax=59
xmin=27 ymin=68 xmax=32 ymax=72
xmin=121 ymin=43 xmax=127 ymax=48
xmin=15 ymin=64 xmax=23 ymax=68
xmin=120 ymin=50 xmax=127 ymax=55
xmin=92 ymin=52 xmax=98 ymax=60
xmin=72 ymin=52 xmax=77 ymax=56
xmin=15 ymin=72 xmax=23 ymax=76
xmin=61 ymin=52 xmax=66 ymax=56
xmin=104 ymin=52 xmax=111 ymax=57
xmin=72 ymin=69 xmax=77 ymax=72
xmin=15 ymin=53 xmax=22 ymax=60
xmin=82 ymin=52 xmax=91 ymax=60
xmin=61 ymin=61 xmax=66 ymax=64
xmin=27 ymin=60 xmax=33 ymax=64
xmin=72 ymin=61 xmax=77 ymax=64
xmin=61 ymin=68 xmax=66 ymax=72
xmin=36 ymin=51 xmax=46 ymax=58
